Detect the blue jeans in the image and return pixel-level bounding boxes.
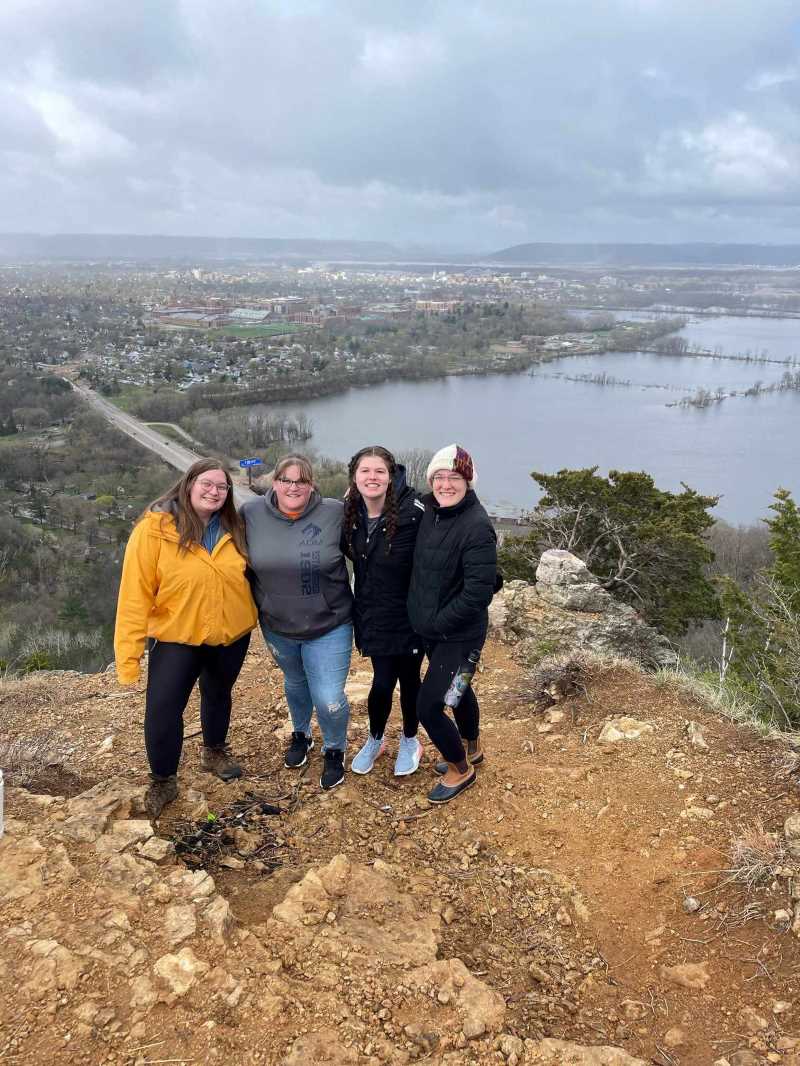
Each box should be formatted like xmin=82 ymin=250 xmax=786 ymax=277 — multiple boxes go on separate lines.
xmin=261 ymin=622 xmax=353 ymax=752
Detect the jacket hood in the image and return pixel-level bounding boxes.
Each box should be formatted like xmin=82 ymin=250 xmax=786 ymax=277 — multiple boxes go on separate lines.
xmin=393 ymin=464 xmax=409 ymax=495
xmin=150 ymin=499 xmax=178 ymax=517
xmin=263 ymin=487 xmax=322 ymax=523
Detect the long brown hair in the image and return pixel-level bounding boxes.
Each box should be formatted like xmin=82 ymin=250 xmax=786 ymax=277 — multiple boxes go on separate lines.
xmin=143 ymin=458 xmax=248 ymax=557
xmin=344 ymin=445 xmax=398 ymax=555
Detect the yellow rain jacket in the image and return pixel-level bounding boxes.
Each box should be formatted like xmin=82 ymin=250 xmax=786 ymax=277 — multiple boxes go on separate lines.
xmin=114 ymin=511 xmax=258 ymax=684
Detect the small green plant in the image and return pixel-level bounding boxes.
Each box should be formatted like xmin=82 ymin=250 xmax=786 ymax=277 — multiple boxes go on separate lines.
xmin=22 ymin=651 xmax=54 ymax=673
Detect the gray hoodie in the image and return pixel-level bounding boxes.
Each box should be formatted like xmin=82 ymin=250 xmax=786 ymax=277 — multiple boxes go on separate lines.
xmin=241 ymin=490 xmax=352 ymax=640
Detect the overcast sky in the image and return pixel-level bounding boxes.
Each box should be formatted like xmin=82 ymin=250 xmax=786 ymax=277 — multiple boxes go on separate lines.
xmin=2 ymin=0 xmax=800 ymax=250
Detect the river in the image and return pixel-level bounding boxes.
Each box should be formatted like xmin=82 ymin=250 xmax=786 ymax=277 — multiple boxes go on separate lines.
xmin=258 ymin=314 xmax=800 ymax=524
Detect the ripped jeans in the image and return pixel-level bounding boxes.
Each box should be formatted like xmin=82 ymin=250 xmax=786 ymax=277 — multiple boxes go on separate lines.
xmin=261 ymin=622 xmax=353 ymax=752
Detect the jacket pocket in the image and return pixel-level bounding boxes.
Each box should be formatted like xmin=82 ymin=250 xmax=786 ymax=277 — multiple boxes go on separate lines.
xmin=261 ymin=590 xmax=331 ymax=636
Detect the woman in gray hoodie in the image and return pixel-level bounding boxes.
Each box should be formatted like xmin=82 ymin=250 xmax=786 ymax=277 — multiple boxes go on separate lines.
xmin=241 ymin=454 xmax=353 ymax=790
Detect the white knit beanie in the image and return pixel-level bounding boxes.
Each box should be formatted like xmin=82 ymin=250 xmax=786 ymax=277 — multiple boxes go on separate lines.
xmin=426 ymin=444 xmax=477 ymax=488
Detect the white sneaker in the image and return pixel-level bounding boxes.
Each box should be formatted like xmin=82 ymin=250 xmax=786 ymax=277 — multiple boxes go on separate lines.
xmin=351 ymin=734 xmax=386 ymax=774
xmin=394 ymin=734 xmax=422 ymax=776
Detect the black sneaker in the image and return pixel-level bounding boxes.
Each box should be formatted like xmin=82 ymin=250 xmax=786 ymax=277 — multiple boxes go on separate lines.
xmin=285 ymin=731 xmax=314 ymax=769
xmin=320 ymin=749 xmax=345 ymax=791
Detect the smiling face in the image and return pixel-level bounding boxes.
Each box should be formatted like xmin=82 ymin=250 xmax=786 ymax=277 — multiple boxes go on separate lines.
xmin=355 ymin=456 xmax=391 ymax=511
xmin=431 ymin=469 xmax=467 ymax=508
xmin=273 ymin=463 xmax=314 ymax=515
xmin=189 ymin=467 xmax=230 ymax=522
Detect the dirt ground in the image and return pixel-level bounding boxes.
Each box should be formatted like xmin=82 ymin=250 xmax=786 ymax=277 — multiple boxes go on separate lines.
xmin=2 ymin=636 xmax=800 ymax=1065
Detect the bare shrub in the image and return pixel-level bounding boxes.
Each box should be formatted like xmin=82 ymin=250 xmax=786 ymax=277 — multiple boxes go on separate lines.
xmin=0 ymin=732 xmax=66 ymax=787
xmin=528 ymin=654 xmax=588 ymax=708
xmin=725 ymin=820 xmax=786 ymax=889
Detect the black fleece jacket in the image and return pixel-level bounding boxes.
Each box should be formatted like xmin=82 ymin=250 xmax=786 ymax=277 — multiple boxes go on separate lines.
xmin=406 ymin=489 xmax=497 ymax=644
xmin=344 ymin=468 xmax=425 ymax=657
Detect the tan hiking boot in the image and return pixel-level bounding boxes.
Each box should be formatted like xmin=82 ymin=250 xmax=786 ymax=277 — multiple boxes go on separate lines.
xmin=145 ymin=774 xmax=178 ymax=819
xmin=200 ymin=744 xmax=243 ymax=781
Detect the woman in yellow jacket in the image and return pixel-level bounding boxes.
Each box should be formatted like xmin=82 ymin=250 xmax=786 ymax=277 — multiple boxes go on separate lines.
xmin=115 ymin=458 xmax=257 ymax=817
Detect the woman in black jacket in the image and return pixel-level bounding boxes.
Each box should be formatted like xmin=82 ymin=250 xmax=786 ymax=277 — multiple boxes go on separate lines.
xmin=407 ymin=444 xmax=497 ymax=804
xmin=343 ymin=446 xmax=425 ymax=776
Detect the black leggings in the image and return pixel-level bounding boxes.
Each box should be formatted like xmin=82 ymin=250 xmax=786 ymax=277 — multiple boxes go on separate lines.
xmin=144 ymin=635 xmax=250 ymax=777
xmin=417 ymin=639 xmax=483 ymax=764
xmin=368 ymin=652 xmax=423 ymax=739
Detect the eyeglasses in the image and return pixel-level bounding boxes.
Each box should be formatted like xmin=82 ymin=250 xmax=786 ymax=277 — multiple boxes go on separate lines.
xmin=432 ymin=473 xmax=465 ymax=484
xmin=275 ymin=477 xmax=311 ymax=488
xmin=196 ymin=479 xmax=229 ymax=494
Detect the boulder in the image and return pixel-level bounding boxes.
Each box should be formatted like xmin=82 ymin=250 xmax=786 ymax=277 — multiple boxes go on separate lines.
xmin=488 ymin=552 xmax=677 ymax=669
xmin=272 ymin=853 xmax=440 ymax=967
xmin=60 ymin=777 xmax=149 ymax=843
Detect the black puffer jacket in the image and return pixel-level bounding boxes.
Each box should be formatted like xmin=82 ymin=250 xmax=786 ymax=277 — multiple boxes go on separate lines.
xmin=407 ymin=490 xmax=497 ymax=644
xmin=344 ymin=468 xmax=425 ymax=656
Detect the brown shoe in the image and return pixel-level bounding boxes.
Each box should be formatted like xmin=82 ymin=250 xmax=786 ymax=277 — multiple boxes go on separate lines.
xmin=145 ymin=774 xmax=178 ymax=819
xmin=434 ymin=738 xmax=484 ymax=776
xmin=200 ymin=744 xmax=243 ymax=781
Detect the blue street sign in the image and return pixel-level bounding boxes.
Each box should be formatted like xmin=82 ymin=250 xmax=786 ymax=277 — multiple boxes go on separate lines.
xmin=239 ymin=458 xmax=263 ymax=468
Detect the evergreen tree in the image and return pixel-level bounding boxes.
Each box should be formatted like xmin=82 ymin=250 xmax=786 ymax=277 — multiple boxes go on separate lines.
xmin=498 ymin=466 xmax=719 ymax=636
xmin=721 ymin=487 xmax=800 ymax=726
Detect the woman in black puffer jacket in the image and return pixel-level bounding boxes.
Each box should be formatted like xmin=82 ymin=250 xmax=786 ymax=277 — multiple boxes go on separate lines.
xmin=343 ymin=446 xmax=426 ymax=777
xmin=407 ymin=444 xmax=497 ymax=804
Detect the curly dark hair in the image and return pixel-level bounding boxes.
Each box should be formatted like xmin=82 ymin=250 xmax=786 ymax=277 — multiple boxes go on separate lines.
xmin=344 ymin=445 xmax=398 ymax=555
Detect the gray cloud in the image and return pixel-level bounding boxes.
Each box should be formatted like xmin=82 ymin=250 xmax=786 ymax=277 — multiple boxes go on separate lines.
xmin=1 ymin=0 xmax=799 ymax=247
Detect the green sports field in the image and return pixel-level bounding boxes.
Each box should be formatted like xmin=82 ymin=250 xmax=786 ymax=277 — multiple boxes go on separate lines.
xmin=212 ymin=322 xmax=313 ymax=338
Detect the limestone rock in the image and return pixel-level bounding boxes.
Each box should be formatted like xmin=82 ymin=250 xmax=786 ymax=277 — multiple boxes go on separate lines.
xmin=203 ymin=896 xmax=235 ymax=944
xmin=729 ymin=1052 xmax=760 ymax=1066
xmin=95 ymin=819 xmax=154 ymax=855
xmin=739 ymin=1006 xmax=768 ymax=1033
xmin=489 ymin=553 xmax=677 ymax=669
xmin=660 ymin=961 xmax=710 ymax=990
xmin=166 ymin=868 xmax=216 ymax=901
xmin=524 ymin=1040 xmax=649 ymax=1064
xmin=0 ymin=836 xmax=75 ymax=901
xmin=785 ymin=813 xmax=800 ymax=860
xmin=499 ymin=1035 xmax=525 ymax=1060
xmin=129 ymin=975 xmax=158 ymax=1010
xmin=686 ymin=721 xmax=709 ymax=753
xmin=409 ymin=957 xmax=506 ymax=1036
xmin=272 ymin=853 xmax=440 ymax=967
xmin=23 ymin=939 xmax=87 ymax=998
xmin=138 ymin=836 xmax=175 ymax=864
xmin=101 ymin=852 xmax=155 ymax=891
xmin=663 ymin=1027 xmax=687 ymax=1048
xmin=598 ymin=718 xmax=655 ymax=743
xmin=60 ymin=777 xmax=148 ymax=842
xmin=164 ymin=904 xmax=197 ymax=945
xmin=282 ymin=1029 xmax=358 ymax=1066
xmin=153 ymin=947 xmax=209 ymax=996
